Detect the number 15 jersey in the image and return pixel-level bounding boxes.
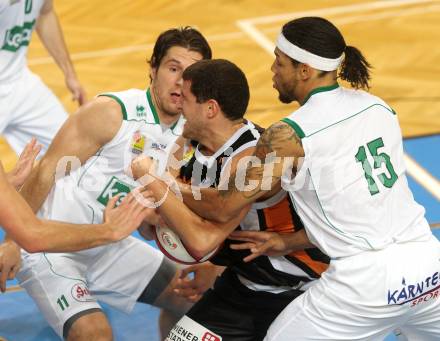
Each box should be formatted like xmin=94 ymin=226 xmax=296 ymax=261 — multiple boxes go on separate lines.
xmin=281 ymin=84 xmax=431 ymax=259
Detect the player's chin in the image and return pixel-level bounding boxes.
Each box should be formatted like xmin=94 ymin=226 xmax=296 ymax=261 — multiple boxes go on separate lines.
xmin=165 ymin=103 xmax=182 ymax=116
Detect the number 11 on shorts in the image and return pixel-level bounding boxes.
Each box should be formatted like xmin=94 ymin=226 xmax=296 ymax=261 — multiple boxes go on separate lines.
xmin=56 ymin=294 xmax=70 ymax=311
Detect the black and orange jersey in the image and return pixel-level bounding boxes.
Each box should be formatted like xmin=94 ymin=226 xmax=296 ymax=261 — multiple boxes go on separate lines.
xmin=179 ymin=121 xmax=329 ymax=291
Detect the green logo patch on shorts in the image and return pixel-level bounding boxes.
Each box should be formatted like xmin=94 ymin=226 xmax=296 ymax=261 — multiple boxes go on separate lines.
xmin=97 ymin=176 xmax=134 ymax=206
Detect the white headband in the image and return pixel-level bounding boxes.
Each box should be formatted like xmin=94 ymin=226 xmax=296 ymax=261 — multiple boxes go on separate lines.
xmin=276 ymin=33 xmax=344 ymax=71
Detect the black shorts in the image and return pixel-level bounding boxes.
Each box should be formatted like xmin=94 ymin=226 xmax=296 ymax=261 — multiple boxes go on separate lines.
xmin=186 ymin=268 xmax=304 ymax=341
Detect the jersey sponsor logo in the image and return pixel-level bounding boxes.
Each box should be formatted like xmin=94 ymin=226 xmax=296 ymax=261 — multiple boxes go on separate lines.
xmin=166 ymin=316 xmax=222 ymax=341
xmin=387 ymin=271 xmax=440 ymax=305
xmin=71 ymin=283 xmax=94 ymax=302
xmin=182 ymin=145 xmax=195 ymax=164
xmin=136 ymin=105 xmax=146 ymax=117
xmin=151 ymin=141 xmax=167 ymax=150
xmin=202 ymin=333 xmax=221 ymax=341
xmin=97 ymin=176 xmax=134 ymax=206
xmin=1 ymin=20 xmax=35 ymax=52
xmin=130 ymin=130 xmax=146 ymax=155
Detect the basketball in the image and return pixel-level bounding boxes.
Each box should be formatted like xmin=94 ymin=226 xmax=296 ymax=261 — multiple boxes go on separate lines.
xmin=153 ymin=225 xmax=219 ymax=265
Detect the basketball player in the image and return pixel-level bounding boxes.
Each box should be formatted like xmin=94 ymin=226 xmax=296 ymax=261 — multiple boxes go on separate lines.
xmin=0 ymin=27 xmax=212 ymax=340
xmin=0 ymin=0 xmax=86 ymax=155
xmin=148 ymin=17 xmax=440 ymax=340
xmin=131 ymin=59 xmax=329 ymax=341
xmin=0 ymin=139 xmax=153 ymax=292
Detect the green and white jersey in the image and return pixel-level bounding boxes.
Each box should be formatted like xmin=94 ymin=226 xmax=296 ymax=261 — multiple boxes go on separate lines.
xmin=0 ymin=0 xmax=44 ymax=82
xmin=38 ymin=88 xmax=184 ymax=253
xmin=281 ymin=84 xmax=431 ymax=258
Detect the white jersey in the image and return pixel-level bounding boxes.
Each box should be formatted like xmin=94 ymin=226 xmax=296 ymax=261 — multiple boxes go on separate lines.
xmin=0 ymin=0 xmax=44 ymax=83
xmin=281 ymin=84 xmax=431 ymax=259
xmin=37 ymin=88 xmax=184 ymax=255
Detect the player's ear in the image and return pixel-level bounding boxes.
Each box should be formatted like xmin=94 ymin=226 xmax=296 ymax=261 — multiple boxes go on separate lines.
xmin=150 ymin=67 xmax=157 ymax=82
xmin=206 ymin=99 xmax=219 ymax=119
xmin=298 ymin=63 xmax=312 ymax=81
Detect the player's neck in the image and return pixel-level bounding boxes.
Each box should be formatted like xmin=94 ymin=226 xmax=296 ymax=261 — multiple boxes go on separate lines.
xmin=198 ymin=120 xmax=244 ymax=156
xmin=148 ymin=86 xmax=181 ymax=126
xmin=157 ymin=111 xmax=180 ymax=127
xmin=297 ymin=73 xmax=338 ymax=105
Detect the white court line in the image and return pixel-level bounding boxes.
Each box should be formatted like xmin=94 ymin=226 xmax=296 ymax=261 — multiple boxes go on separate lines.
xmin=237 ymin=0 xmax=440 ymax=55
xmin=28 ymin=1 xmax=439 ymax=66
xmin=238 ymin=0 xmax=438 ymax=25
xmin=404 ymin=154 xmax=440 ymax=201
xmin=236 ymin=0 xmax=440 ymax=199
xmin=258 ymin=4 xmax=440 ymax=33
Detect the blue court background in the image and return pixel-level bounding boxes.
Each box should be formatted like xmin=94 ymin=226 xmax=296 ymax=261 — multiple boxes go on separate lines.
xmin=0 ymin=135 xmax=438 ymax=340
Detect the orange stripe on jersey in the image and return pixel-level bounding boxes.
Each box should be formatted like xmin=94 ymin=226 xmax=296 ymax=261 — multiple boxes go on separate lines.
xmin=288 ymin=250 xmax=328 ymax=275
xmin=264 ymin=196 xmax=296 ymax=233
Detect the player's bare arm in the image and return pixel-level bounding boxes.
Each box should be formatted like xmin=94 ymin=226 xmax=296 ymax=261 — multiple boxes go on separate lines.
xmin=183 ymin=122 xmax=304 ymax=221
xmin=144 ymin=177 xmax=248 ymax=260
xmin=37 ymin=0 xmax=86 ymax=105
xmin=20 ymin=97 xmax=122 ymax=213
xmin=1 ymin=97 xmax=123 ymax=281
xmin=0 ymin=163 xmax=154 ymax=254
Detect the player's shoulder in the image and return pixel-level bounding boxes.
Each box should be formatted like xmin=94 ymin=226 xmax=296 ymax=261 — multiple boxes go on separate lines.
xmin=71 ymin=97 xmax=124 ymax=141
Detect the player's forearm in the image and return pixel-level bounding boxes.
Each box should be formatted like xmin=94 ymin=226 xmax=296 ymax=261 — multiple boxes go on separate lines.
xmin=151 ymin=181 xmax=227 ymax=258
xmin=282 ymin=229 xmax=315 ymax=253
xmin=179 ymin=182 xmax=243 ymax=223
xmin=36 ymin=10 xmax=75 ymax=77
xmin=20 ymin=159 xmax=57 ymax=212
xmin=0 ymin=179 xmax=95 ymax=253
xmin=30 ymin=220 xmax=116 ymax=253
xmin=179 ymin=182 xmax=226 ymax=221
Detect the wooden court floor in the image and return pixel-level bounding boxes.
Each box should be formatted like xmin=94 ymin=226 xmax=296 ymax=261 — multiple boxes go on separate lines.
xmin=0 ymin=2 xmax=439 ymax=339
xmin=1 ymin=0 xmax=440 ymax=168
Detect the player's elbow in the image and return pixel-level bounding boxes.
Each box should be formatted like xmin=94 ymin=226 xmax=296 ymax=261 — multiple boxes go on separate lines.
xmin=18 ymin=237 xmax=44 ymax=253
xmin=186 ymin=233 xmax=220 ymax=260
xmin=20 ymin=221 xmax=50 ymax=253
xmin=212 ymin=212 xmax=236 ymax=224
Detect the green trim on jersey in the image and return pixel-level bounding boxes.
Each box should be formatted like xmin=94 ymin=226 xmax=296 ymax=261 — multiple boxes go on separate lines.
xmin=302 ymin=83 xmax=339 ymax=105
xmin=146 ymin=88 xmax=160 ymax=124
xmin=43 ymin=254 xmax=86 ymax=284
xmin=281 ymin=118 xmax=305 ymax=139
xmin=306 ymin=103 xmax=395 ymax=138
xmin=170 ymin=120 xmax=178 ymax=131
xmin=98 ymin=94 xmax=127 ymax=120
xmin=77 ymin=148 xmax=104 ymax=187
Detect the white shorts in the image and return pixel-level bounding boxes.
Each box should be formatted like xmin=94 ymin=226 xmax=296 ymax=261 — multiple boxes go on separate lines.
xmin=0 ymin=67 xmax=67 ymax=154
xmin=17 ymin=236 xmax=166 ymax=338
xmin=264 ymin=236 xmax=440 ymax=341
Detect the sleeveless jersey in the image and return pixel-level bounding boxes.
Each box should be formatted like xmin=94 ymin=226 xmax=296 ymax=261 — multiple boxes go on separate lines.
xmin=0 ymin=0 xmax=44 ymax=83
xmin=281 ymin=84 xmax=431 ymax=259
xmin=36 ymin=88 xmax=184 ymax=256
xmin=180 ymin=122 xmax=329 ymax=292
